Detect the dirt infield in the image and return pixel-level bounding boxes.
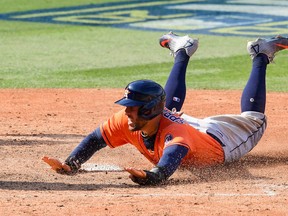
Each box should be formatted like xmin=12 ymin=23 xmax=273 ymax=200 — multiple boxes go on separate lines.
xmin=0 ymin=89 xmax=287 ymax=216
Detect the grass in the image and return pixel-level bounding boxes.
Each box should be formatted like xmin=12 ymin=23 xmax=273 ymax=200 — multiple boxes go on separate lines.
xmin=1 ymin=53 xmax=287 ymax=91
xmin=0 ymin=0 xmax=127 ymax=13
xmin=0 ymin=0 xmax=287 ymax=91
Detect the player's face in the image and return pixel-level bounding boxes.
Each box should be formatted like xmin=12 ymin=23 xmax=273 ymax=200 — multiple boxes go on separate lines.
xmin=125 ymin=106 xmax=148 ymax=131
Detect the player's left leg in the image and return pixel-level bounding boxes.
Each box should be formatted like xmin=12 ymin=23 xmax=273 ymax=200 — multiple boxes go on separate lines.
xmin=240 ymin=53 xmax=268 ymax=113
xmin=159 ymin=32 xmax=198 ymax=111
xmin=241 ymin=35 xmax=288 ymax=113
xmin=219 ymin=35 xmax=288 ymax=162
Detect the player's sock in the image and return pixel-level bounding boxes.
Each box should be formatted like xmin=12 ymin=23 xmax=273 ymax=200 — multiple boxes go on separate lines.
xmin=164 ymin=49 xmax=189 ymax=111
xmin=241 ymin=53 xmax=269 ymax=113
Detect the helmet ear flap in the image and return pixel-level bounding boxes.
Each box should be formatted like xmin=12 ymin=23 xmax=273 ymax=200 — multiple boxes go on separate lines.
xmin=138 ymin=97 xmax=163 ymax=120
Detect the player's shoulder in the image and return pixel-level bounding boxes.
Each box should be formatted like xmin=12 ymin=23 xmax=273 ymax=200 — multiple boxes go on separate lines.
xmin=104 ymin=108 xmax=127 ymax=127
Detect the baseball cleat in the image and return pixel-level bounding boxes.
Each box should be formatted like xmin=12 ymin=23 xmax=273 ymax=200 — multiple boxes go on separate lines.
xmin=159 ymin=32 xmax=198 ymax=57
xmin=247 ymin=35 xmax=288 ymax=63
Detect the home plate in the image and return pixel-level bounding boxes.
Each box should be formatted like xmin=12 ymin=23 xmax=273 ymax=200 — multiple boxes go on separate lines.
xmin=79 ymin=163 xmax=124 ymax=173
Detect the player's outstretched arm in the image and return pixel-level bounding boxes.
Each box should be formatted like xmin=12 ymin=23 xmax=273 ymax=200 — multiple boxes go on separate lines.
xmin=42 ymin=127 xmax=107 ymax=175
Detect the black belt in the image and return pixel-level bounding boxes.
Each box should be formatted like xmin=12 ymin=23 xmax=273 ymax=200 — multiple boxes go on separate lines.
xmin=207 ymin=132 xmax=225 ymax=147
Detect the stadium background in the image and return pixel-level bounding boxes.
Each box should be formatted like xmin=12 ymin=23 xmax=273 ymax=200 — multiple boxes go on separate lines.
xmin=0 ymin=1 xmax=287 ymax=215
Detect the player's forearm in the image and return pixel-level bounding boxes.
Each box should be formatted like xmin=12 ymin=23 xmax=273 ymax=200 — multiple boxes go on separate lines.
xmin=65 ymin=127 xmax=107 ymax=170
xmin=156 ymin=144 xmax=188 ymax=177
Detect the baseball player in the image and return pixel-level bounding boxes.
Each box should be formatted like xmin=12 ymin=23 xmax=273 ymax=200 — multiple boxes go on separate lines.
xmin=43 ymin=32 xmax=288 ymax=185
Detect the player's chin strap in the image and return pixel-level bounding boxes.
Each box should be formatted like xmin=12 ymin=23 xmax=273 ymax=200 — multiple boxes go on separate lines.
xmin=130 ymin=166 xmax=168 ymax=185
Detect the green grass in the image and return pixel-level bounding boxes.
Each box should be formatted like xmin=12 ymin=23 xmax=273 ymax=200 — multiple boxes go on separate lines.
xmin=0 ymin=0 xmax=287 ymax=91
xmin=0 ymin=0 xmax=126 ymax=13
xmin=1 ymin=53 xmax=287 ymax=91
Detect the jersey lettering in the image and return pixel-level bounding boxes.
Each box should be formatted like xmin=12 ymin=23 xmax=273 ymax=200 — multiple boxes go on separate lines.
xmin=163 ymin=110 xmax=185 ymax=124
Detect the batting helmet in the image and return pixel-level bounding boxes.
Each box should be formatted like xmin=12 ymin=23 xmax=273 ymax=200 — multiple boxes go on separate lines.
xmin=115 ymin=80 xmax=166 ymax=120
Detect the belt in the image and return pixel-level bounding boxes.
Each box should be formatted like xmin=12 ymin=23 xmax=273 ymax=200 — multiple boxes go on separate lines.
xmin=207 ymin=132 xmax=225 ymax=147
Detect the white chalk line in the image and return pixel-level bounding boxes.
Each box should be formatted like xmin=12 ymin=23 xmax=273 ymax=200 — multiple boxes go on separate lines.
xmin=0 ymin=192 xmax=276 ymax=199
xmin=258 ymin=183 xmax=288 ymax=197
xmin=99 ymin=192 xmax=276 ymax=197
xmin=83 ymin=184 xmax=286 ymax=197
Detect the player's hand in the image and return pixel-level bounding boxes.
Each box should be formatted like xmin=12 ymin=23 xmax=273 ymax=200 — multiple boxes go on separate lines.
xmin=171 ymin=108 xmax=184 ymax=116
xmin=125 ymin=167 xmax=167 ymax=185
xmin=125 ymin=167 xmax=147 ymax=178
xmin=42 ymin=156 xmax=72 ymax=174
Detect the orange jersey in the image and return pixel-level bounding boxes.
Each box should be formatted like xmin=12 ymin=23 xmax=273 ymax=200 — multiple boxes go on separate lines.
xmin=100 ymin=108 xmax=224 ymax=168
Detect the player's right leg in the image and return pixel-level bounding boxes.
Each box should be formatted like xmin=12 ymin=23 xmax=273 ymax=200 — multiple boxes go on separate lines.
xmin=241 ymin=35 xmax=288 ymax=113
xmin=159 ymin=32 xmax=198 ymax=111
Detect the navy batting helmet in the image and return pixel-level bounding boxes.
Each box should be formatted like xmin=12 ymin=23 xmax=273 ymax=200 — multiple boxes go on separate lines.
xmin=115 ymin=80 xmax=166 ymax=120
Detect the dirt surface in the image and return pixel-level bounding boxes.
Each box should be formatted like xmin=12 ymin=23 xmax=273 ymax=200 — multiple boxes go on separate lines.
xmin=0 ymin=89 xmax=287 ymax=216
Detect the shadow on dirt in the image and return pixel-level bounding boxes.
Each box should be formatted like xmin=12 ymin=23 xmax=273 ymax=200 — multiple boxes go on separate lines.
xmin=0 ymin=154 xmax=287 ymax=190
xmin=0 ymin=180 xmax=135 ymax=191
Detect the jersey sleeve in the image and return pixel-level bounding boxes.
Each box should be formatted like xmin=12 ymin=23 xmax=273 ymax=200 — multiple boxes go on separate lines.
xmin=162 ymin=124 xmax=194 ymax=151
xmin=100 ymin=109 xmax=131 ymax=148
